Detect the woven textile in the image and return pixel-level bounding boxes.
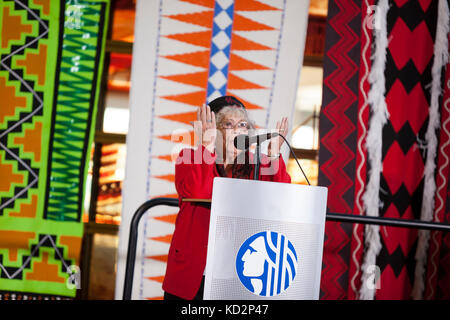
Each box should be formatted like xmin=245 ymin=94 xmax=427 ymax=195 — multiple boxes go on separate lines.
xmin=319 ymin=0 xmax=450 ymax=299
xmin=0 ymin=0 xmax=109 ymax=299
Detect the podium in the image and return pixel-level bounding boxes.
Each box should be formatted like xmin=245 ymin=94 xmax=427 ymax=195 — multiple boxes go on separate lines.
xmin=203 ymin=178 xmax=328 ymax=300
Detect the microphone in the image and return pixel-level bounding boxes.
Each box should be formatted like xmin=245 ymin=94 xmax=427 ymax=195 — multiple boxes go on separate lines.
xmin=233 ymin=132 xmax=311 ymax=185
xmin=234 ymin=133 xmax=279 ymax=150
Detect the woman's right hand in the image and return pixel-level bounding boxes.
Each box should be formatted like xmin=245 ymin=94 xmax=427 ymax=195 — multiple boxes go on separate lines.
xmin=196 ymin=104 xmax=216 ymax=154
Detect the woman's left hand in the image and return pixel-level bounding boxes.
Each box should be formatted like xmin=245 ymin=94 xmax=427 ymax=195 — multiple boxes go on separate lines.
xmin=267 ymin=117 xmax=288 ymax=157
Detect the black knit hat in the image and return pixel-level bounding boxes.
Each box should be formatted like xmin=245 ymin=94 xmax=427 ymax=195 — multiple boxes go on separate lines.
xmin=208 ymin=95 xmax=245 ymax=114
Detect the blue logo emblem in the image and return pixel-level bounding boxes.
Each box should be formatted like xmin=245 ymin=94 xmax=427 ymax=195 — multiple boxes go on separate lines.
xmin=236 ymin=231 xmax=298 ymax=296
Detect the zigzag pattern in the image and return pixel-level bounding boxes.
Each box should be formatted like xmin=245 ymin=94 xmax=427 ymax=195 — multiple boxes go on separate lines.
xmin=319 ymin=0 xmax=450 ymax=300
xmin=319 ymin=0 xmax=359 ymax=213
xmin=44 ymin=1 xmax=107 ymax=222
xmin=424 ymin=40 xmax=450 ymax=300
xmin=0 ymin=0 xmax=106 ymax=299
xmin=0 ymin=234 xmax=73 ymax=280
xmin=347 ymin=0 xmax=374 ymax=299
xmin=141 ymin=0 xmax=285 ymax=300
xmin=318 ymin=0 xmax=361 ymax=299
xmin=0 ymin=0 xmax=48 ymax=213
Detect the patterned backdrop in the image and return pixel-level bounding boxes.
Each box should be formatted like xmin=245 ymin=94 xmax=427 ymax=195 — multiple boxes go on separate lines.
xmin=0 ymin=0 xmax=110 ymax=299
xmin=319 ymin=0 xmax=450 ymax=299
xmin=116 ymin=0 xmax=310 ymax=300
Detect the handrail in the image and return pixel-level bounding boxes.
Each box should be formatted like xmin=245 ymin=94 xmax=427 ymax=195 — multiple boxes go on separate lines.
xmin=326 ymin=212 xmax=450 ymax=232
xmin=123 ymin=198 xmax=179 ymax=300
xmin=122 ymin=197 xmax=450 ymax=300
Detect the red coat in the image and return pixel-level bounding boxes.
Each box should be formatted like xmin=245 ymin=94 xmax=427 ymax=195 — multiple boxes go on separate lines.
xmin=162 ymin=145 xmax=292 ymax=299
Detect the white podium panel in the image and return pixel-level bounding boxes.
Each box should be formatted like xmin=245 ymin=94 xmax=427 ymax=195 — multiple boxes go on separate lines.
xmin=204 ymin=178 xmax=328 ymax=300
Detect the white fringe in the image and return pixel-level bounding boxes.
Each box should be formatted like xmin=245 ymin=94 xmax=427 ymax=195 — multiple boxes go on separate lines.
xmin=359 ymin=0 xmax=390 ymax=300
xmin=411 ymin=0 xmax=450 ymax=300
xmin=351 ymin=0 xmax=373 ymax=299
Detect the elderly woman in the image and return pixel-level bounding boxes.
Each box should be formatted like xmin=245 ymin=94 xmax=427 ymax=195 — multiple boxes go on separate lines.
xmin=162 ymin=96 xmax=291 ymax=300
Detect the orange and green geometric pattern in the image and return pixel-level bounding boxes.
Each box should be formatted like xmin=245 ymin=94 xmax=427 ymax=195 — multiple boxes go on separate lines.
xmin=0 ymin=0 xmax=109 ymax=299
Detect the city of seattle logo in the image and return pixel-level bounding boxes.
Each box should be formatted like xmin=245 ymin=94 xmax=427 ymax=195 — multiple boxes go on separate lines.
xmin=236 ymin=231 xmax=298 ymax=297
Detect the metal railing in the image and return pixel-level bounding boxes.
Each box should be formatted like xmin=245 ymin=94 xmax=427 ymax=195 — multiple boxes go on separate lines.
xmin=123 ymin=197 xmax=450 ymax=300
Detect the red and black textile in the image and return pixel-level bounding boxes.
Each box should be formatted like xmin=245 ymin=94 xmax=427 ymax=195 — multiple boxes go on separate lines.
xmin=424 ymin=57 xmax=450 ymax=300
xmin=375 ymin=0 xmax=438 ymax=300
xmin=318 ymin=0 xmax=367 ymax=299
xmin=319 ymin=0 xmax=450 ymax=300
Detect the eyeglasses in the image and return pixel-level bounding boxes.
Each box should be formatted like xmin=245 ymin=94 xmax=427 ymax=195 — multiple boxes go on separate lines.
xmin=219 ymin=120 xmax=250 ymax=130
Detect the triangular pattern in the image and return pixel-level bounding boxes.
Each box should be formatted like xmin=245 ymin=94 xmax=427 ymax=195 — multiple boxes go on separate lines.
xmin=160 ymin=72 xmax=209 ymax=89
xmin=153 ymin=213 xmax=178 ymax=224
xmin=232 ymin=14 xmax=276 ymax=31
xmin=181 ymin=0 xmax=215 ymax=9
xmin=149 ymin=234 xmax=173 ymax=244
xmin=228 ymin=52 xmax=270 ymax=70
xmin=146 ymin=276 xmax=165 ymax=283
xmin=151 ymin=193 xmax=178 ymax=199
xmin=153 ymin=153 xmax=179 ymax=162
xmin=145 ymin=296 xmax=164 ymax=300
xmin=153 ymin=174 xmax=175 ymax=183
xmin=165 ymin=11 xmax=214 ymax=28
xmin=158 ymin=111 xmax=198 ymax=126
xmin=165 ymin=31 xmax=212 ymax=48
xmin=157 ymin=131 xmax=196 ymax=146
xmin=163 ymin=50 xmax=210 ymax=68
xmin=234 ymin=0 xmax=279 ymax=11
xmin=146 ymin=255 xmax=168 ymax=263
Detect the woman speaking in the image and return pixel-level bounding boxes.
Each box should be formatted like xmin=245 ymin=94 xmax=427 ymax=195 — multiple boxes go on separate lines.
xmin=162 ymin=95 xmax=292 ymax=300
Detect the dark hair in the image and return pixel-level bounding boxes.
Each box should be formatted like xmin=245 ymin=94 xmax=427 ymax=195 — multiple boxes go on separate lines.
xmin=208 ymin=95 xmax=245 ymax=114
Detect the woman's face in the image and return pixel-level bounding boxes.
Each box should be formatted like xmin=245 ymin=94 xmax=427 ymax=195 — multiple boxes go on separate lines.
xmin=217 ymin=111 xmax=249 ymax=158
xmin=242 ymin=237 xmax=267 ymax=277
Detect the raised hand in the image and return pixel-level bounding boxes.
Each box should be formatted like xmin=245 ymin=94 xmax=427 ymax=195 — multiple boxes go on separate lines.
xmin=196 ymin=104 xmax=216 ymax=153
xmin=267 ymin=117 xmax=288 ymax=157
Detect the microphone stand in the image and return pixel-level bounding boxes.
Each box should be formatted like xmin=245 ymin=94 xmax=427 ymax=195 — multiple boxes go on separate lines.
xmin=279 ymin=134 xmax=311 ymax=185
xmin=253 ymin=140 xmax=261 ymax=181
xmin=253 ymin=133 xmax=311 ymax=185
xmin=239 ymin=133 xmax=310 ymax=184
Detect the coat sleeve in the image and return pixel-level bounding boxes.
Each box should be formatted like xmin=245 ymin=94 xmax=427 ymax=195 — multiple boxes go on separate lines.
xmin=175 ymin=145 xmax=217 ymax=199
xmin=259 ymin=154 xmax=291 ymax=183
